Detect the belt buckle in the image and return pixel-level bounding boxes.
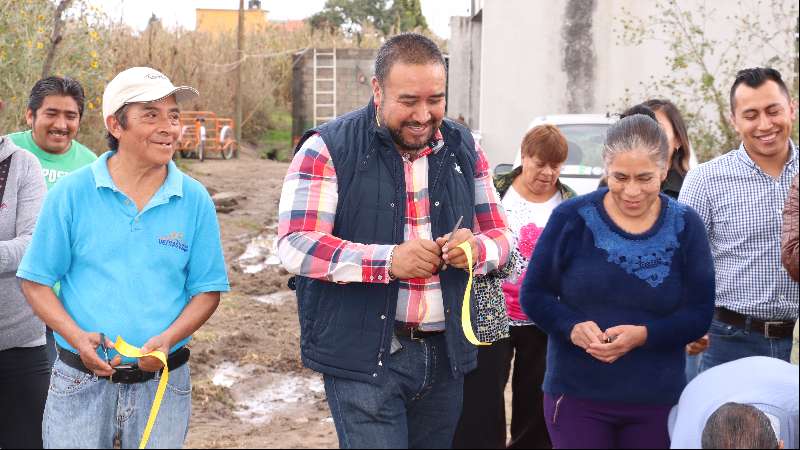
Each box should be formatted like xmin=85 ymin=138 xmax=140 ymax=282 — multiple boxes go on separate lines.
xmin=764 ymin=322 xmax=784 ymax=339
xmin=409 ymin=328 xmax=424 ymax=341
xmin=111 ymin=365 xmax=142 ymax=384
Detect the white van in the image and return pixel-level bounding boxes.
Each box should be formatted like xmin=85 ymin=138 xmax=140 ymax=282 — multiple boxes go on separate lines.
xmin=495 ymin=114 xmax=617 ymax=195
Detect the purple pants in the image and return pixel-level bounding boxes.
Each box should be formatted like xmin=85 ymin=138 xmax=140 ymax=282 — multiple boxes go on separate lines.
xmin=543 ymin=393 xmax=671 ymax=449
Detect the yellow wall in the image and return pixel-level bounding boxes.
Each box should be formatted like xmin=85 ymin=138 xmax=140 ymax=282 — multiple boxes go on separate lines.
xmin=196 ymin=9 xmax=268 ymax=34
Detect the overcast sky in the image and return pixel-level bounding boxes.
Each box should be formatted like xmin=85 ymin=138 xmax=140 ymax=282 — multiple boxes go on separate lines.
xmin=93 ymin=0 xmax=473 ymax=39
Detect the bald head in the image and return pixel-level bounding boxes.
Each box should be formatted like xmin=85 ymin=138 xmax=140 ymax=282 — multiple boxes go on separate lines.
xmin=702 ymin=403 xmax=779 ymax=449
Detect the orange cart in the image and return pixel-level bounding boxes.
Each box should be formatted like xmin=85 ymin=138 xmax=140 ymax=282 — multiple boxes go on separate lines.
xmin=176 ymin=111 xmax=238 ymax=161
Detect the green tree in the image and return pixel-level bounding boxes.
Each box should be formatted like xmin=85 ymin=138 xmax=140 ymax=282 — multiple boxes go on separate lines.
xmin=0 ymin=0 xmax=110 ymax=150
xmin=309 ymin=0 xmax=429 ymax=42
xmin=388 ymin=0 xmax=428 ymax=33
xmin=616 ymin=0 xmax=799 ymax=161
xmin=310 ymin=0 xmax=390 ymax=42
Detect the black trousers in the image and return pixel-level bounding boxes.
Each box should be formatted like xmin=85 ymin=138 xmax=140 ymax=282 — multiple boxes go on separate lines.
xmin=0 ymin=345 xmax=51 ymax=449
xmin=453 ymin=325 xmax=551 ymax=449
xmin=45 ymin=327 xmax=57 ymax=367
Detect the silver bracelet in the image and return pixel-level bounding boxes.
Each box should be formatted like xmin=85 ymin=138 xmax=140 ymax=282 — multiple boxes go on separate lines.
xmin=387 ymin=246 xmax=397 ymax=281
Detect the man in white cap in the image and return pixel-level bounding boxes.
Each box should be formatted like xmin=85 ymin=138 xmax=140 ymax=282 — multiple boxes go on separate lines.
xmin=17 ymin=67 xmax=229 ymax=448
xmin=668 ymin=356 xmax=799 ymax=449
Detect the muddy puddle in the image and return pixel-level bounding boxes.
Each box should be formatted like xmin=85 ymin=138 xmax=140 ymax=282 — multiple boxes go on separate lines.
xmin=238 ymin=228 xmax=281 ymax=274
xmin=238 ymin=224 xmax=281 ymax=274
xmin=252 ymin=291 xmax=294 ymax=306
xmin=211 ymin=362 xmax=326 ymax=425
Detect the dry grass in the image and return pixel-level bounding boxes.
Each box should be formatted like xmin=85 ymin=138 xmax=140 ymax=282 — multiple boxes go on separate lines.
xmin=0 ymin=0 xmax=388 ymax=153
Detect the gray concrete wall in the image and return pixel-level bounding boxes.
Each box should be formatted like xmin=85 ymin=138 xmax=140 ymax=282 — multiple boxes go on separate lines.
xmin=447 ymin=14 xmax=482 ymax=130
xmin=457 ymin=0 xmax=794 ymax=167
xmin=562 ymin=0 xmax=598 ymax=113
xmin=477 ymin=0 xmax=567 ymax=166
xmin=292 ymin=48 xmax=377 ymax=145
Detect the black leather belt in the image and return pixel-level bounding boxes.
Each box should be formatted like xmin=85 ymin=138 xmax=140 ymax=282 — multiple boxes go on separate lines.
xmin=395 ymin=323 xmax=445 ymax=341
xmin=57 ymin=346 xmax=190 ymax=384
xmin=714 ymin=308 xmax=795 ymax=339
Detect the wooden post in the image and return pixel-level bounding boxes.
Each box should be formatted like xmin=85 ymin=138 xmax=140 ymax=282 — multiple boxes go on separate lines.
xmin=41 ymin=0 xmax=74 ymax=78
xmin=234 ymin=0 xmax=245 ymax=153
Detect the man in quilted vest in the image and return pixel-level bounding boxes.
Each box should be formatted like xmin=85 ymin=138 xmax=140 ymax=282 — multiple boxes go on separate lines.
xmin=278 ymin=34 xmax=512 ymax=448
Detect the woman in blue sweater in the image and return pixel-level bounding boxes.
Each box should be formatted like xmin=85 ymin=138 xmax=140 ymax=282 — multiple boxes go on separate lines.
xmin=520 ymin=114 xmax=715 ymax=449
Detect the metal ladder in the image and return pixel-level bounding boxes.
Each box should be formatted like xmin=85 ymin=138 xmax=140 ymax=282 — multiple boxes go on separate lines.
xmin=313 ymin=49 xmax=337 ymax=126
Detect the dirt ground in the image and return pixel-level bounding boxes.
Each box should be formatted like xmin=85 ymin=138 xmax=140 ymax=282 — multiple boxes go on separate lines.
xmin=180 ymin=145 xmax=338 ymax=449
xmin=180 ymin=145 xmax=514 ymax=449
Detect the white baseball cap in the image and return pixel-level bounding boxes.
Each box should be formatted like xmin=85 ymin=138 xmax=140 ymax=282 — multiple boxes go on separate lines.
xmin=102 ymin=67 xmax=198 ymax=131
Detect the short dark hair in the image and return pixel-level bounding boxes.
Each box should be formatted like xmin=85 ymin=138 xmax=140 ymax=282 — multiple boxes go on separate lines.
xmin=374 ymin=33 xmax=445 ymax=86
xmin=105 ymin=104 xmax=131 ymax=151
xmin=28 ymin=76 xmax=86 ymax=119
xmin=730 ymin=67 xmax=791 ymax=114
xmin=702 ymin=403 xmax=779 ymax=449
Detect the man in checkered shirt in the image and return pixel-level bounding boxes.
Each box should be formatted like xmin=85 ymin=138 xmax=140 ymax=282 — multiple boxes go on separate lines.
xmin=679 ymin=67 xmax=798 ymax=372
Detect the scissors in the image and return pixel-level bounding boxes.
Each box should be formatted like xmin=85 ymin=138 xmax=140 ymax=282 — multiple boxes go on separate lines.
xmin=439 ymin=215 xmax=464 ymax=272
xmin=99 ymin=333 xmax=111 ymax=364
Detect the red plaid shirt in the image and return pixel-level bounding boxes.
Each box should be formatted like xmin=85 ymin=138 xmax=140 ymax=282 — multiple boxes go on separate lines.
xmin=278 ymin=131 xmax=511 ymax=330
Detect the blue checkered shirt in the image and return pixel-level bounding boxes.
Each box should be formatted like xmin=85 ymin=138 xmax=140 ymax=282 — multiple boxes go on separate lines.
xmin=679 ymin=142 xmax=799 ymax=320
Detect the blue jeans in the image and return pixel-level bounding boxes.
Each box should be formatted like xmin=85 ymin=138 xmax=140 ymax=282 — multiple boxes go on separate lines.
xmin=684 ymin=354 xmax=702 ymax=383
xmin=324 ymin=334 xmax=464 ymax=449
xmin=43 ymin=358 xmax=192 ymax=449
xmin=700 ymin=319 xmax=794 ymax=373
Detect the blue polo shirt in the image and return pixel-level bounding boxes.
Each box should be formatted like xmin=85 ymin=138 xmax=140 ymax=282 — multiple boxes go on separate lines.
xmin=17 ymin=151 xmax=230 ymax=358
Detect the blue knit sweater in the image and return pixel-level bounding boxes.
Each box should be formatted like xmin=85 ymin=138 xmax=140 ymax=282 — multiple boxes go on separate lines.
xmin=520 ymin=188 xmax=715 ymax=405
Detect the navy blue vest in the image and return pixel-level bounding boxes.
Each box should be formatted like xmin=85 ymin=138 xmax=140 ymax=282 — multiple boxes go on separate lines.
xmin=293 ymin=100 xmax=480 ymax=384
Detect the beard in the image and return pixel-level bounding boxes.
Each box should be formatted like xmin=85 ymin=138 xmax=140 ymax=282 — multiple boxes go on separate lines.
xmin=379 ymin=101 xmax=440 ymax=152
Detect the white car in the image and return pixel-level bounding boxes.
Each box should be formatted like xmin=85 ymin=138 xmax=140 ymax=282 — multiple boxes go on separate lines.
xmin=496 ymin=114 xmax=617 ymax=195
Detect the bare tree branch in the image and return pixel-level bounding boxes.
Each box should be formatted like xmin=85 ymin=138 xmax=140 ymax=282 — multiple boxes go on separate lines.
xmin=41 ymin=0 xmax=74 ymax=79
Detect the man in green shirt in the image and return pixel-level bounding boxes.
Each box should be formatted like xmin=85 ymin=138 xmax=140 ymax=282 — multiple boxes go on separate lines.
xmin=7 ymin=76 xmax=97 ymax=190
xmin=6 ymin=76 xmax=96 ymax=365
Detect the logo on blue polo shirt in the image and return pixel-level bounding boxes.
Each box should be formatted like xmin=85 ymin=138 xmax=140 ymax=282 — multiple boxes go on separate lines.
xmin=0 ymin=202 xmax=7 ymax=211
xmin=158 ymin=232 xmax=189 ymax=252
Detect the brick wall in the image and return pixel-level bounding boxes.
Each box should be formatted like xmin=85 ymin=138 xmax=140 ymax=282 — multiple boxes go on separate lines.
xmin=292 ymin=48 xmax=378 ymax=146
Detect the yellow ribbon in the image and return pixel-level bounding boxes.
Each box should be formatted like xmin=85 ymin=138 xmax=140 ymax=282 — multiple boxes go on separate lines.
xmin=113 ymin=337 xmax=169 ymax=450
xmin=458 ymin=242 xmax=490 ymax=346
